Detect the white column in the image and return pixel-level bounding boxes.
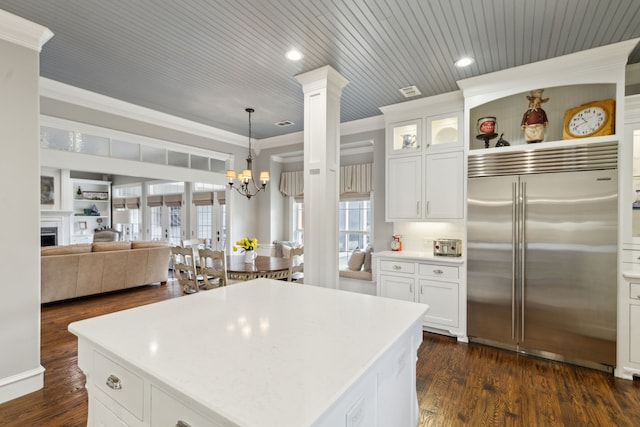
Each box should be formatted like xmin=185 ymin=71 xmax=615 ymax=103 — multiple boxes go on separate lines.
xmin=295 ymin=66 xmax=349 ymax=288
xmin=0 ymin=9 xmax=53 ymax=403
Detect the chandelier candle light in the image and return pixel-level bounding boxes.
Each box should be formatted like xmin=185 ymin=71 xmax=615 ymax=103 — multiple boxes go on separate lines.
xmin=226 ymin=108 xmax=270 ymax=199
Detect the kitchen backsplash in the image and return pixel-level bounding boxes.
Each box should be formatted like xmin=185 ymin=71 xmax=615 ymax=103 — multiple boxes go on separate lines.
xmin=392 ymin=222 xmax=464 ymax=252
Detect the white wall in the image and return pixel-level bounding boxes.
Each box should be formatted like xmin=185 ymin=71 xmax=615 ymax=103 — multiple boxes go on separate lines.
xmin=0 ymin=25 xmax=50 ymax=401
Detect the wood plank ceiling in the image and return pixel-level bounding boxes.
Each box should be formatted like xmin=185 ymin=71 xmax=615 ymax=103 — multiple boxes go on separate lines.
xmin=1 ymin=0 xmax=639 ymax=140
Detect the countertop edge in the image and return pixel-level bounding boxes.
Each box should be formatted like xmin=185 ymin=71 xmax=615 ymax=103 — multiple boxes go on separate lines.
xmin=373 ymin=250 xmax=465 ymax=264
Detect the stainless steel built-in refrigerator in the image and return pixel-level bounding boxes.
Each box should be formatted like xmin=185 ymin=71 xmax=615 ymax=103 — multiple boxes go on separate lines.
xmin=467 ymin=142 xmax=618 ymax=372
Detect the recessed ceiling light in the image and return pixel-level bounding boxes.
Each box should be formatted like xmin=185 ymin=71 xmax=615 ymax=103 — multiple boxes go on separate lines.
xmin=454 ymin=56 xmax=474 ymax=67
xmin=285 ymin=49 xmax=303 ymax=61
xmin=274 ymin=120 xmax=294 ymax=127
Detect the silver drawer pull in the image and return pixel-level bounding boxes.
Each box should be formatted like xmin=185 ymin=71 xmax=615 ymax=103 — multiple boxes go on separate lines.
xmin=176 ymin=421 xmax=192 ymax=427
xmin=106 ymin=374 xmax=122 ymax=390
xmin=393 ymin=265 xmax=402 ymax=270
xmin=433 ymin=269 xmax=443 ymax=274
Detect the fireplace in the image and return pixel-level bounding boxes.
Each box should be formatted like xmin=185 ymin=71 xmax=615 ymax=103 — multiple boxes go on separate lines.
xmin=41 ymin=227 xmax=58 ymax=247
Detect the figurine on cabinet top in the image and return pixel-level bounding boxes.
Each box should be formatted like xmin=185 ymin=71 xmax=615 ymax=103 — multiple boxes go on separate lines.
xmin=521 ymin=89 xmax=549 ymax=143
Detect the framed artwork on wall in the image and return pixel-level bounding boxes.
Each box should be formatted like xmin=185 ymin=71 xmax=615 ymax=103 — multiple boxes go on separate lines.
xmin=40 ymin=176 xmax=55 ymax=206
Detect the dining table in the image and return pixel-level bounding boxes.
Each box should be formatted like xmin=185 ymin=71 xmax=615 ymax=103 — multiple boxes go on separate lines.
xmin=226 ymin=254 xmax=291 ymax=281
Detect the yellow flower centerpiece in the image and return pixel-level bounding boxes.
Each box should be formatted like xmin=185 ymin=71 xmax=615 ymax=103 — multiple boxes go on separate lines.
xmin=233 ymin=237 xmax=258 ymax=253
xmin=234 ymin=237 xmax=258 ymax=263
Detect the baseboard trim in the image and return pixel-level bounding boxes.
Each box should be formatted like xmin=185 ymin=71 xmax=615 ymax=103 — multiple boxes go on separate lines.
xmin=0 ymin=365 xmax=45 ymax=404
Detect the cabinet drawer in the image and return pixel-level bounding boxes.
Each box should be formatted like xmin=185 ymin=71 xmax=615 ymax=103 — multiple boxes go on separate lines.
xmin=93 ymin=351 xmax=144 ymax=420
xmin=631 ymin=284 xmax=640 ymax=300
xmin=151 ymin=385 xmax=218 ymax=427
xmin=92 ymin=397 xmax=128 ymax=427
xmin=379 ymin=260 xmax=415 ymax=274
xmin=418 ymin=263 xmax=458 ymax=280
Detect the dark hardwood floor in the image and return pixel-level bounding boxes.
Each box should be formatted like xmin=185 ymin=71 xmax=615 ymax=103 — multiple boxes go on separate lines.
xmin=1 ymin=279 xmax=639 ymax=426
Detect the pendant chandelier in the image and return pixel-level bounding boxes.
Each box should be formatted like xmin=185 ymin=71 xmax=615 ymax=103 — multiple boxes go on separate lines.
xmin=226 ymin=108 xmax=270 ymax=199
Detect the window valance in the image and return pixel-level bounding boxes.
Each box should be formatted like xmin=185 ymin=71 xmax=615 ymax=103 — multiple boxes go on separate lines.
xmin=192 ymin=191 xmax=226 ymax=206
xmin=192 ymin=191 xmax=214 ymax=206
xmin=146 ymin=195 xmax=163 ymax=207
xmin=112 ymin=197 xmax=126 ymax=209
xmin=279 ymin=163 xmax=372 ymax=199
xmin=164 ymin=194 xmax=183 ymax=207
xmin=279 ymin=170 xmax=304 ymax=198
xmin=125 ymin=197 xmax=140 ymax=209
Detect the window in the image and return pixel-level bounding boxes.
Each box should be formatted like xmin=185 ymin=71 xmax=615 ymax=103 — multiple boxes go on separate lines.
xmin=196 ymin=205 xmax=212 ymax=244
xmin=292 ymin=201 xmax=304 ymax=244
xmin=338 ymin=199 xmax=371 ymax=267
xmin=292 ymin=198 xmax=371 ymax=269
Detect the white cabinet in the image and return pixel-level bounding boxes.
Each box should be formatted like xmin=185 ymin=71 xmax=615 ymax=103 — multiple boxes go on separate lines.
xmin=385 ymin=150 xmax=463 ymax=221
xmin=386 ymin=156 xmax=422 ymax=220
xmin=424 ymin=151 xmax=464 ymax=219
xmin=71 ymin=178 xmax=111 ymax=244
xmin=387 ymin=118 xmax=422 ymax=155
xmin=380 ymin=274 xmax=415 ymax=301
xmin=426 ymin=111 xmax=463 ymax=153
xmin=376 ymin=254 xmax=463 ymax=335
xmin=381 ymin=92 xmax=464 ymax=222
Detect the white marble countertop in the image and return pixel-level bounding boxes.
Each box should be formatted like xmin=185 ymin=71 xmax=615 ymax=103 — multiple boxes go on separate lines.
xmin=69 ymin=279 xmax=428 ymax=427
xmin=373 ymin=250 xmax=465 ymax=264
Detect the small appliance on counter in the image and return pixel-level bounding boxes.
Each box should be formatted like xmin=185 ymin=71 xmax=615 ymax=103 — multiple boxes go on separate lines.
xmin=433 ymin=239 xmax=462 ymax=257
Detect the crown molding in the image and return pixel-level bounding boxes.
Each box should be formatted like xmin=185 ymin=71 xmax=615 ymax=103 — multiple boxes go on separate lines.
xmin=458 ymin=39 xmax=639 ymax=107
xmin=39 ymin=77 xmax=385 ymax=153
xmin=39 ymin=77 xmax=247 ymax=147
xmin=378 ymin=91 xmax=463 ymax=122
xmin=0 ymin=9 xmax=53 ymax=51
xmin=256 ymin=114 xmax=384 ymax=151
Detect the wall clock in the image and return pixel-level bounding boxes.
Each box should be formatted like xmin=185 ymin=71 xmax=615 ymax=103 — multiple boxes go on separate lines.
xmin=562 ymin=98 xmax=615 ymax=139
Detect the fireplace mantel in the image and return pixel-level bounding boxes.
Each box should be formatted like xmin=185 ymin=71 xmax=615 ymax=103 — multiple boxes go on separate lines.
xmin=40 ymin=210 xmax=74 ymax=246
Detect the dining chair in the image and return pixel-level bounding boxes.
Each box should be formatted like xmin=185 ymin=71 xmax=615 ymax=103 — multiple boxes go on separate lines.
xmin=288 ymin=246 xmax=304 ymax=283
xmin=171 ymin=246 xmax=202 ymax=294
xmin=182 ymin=238 xmax=207 ymax=274
xmin=181 ymin=238 xmax=206 ymax=249
xmin=198 ymin=248 xmax=231 ymax=288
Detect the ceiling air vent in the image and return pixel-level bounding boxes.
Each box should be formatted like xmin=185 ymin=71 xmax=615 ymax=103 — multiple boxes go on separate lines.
xmin=399 ymin=85 xmax=421 ymax=98
xmin=274 ymin=120 xmax=294 ymax=127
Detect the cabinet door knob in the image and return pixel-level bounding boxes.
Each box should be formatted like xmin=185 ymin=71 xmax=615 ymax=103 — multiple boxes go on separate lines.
xmin=176 ymin=421 xmax=192 ymax=427
xmin=106 ymin=374 xmax=122 ymax=390
xmin=433 ymin=269 xmax=443 ymax=274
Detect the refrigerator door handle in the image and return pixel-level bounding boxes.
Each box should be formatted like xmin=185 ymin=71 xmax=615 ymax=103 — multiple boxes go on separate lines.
xmin=512 ymin=181 xmax=517 ymax=340
xmin=520 ymin=181 xmax=527 ymax=342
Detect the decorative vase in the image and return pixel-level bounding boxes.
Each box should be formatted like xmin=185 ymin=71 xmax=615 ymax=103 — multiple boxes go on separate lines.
xmin=244 ymin=250 xmax=256 ymax=264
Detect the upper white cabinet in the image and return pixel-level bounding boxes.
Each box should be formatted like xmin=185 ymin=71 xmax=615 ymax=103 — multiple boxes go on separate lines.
xmin=381 ymin=91 xmax=464 ymax=222
xmin=426 ymin=111 xmax=463 ymax=153
xmin=387 ymin=118 xmax=422 ymax=155
xmin=424 ymin=151 xmax=463 ymax=219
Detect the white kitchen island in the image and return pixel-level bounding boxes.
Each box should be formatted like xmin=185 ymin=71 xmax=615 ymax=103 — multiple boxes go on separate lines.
xmin=69 ymin=278 xmax=429 ymax=427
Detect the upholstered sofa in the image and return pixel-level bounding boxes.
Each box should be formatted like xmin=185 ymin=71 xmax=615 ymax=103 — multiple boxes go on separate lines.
xmin=41 ymin=240 xmax=171 ymax=303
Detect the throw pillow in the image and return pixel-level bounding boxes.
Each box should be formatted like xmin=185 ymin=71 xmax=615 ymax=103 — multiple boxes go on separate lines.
xmin=363 ymin=245 xmax=374 ymax=272
xmin=282 ymin=245 xmax=292 ymax=259
xmin=348 ymin=247 xmax=365 ymax=271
